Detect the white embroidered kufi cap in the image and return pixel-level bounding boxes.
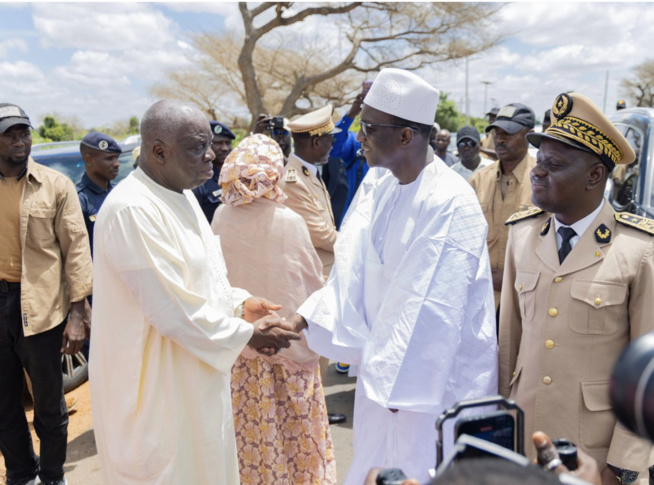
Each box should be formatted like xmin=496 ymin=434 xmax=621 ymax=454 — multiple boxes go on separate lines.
xmin=364 ymin=68 xmax=439 ymax=126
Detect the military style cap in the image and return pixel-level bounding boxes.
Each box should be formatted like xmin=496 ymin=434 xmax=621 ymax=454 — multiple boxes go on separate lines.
xmin=288 ymin=105 xmax=341 ymax=136
xmin=526 ymin=92 xmax=635 ymax=169
xmin=457 ymin=126 xmax=480 ymax=143
xmin=0 ymin=103 xmax=32 ymax=134
xmin=365 ymin=68 xmax=439 ymax=126
xmin=81 ymin=132 xmax=122 ymax=153
xmin=486 ymin=103 xmax=535 ymax=134
xmin=209 ymin=121 xmax=236 ymax=139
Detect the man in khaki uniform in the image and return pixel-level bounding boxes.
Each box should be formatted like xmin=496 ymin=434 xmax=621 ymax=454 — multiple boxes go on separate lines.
xmin=499 ymin=92 xmax=654 ymax=484
xmin=280 ymin=104 xmax=340 ymax=278
xmin=469 ymin=103 xmax=536 ymax=310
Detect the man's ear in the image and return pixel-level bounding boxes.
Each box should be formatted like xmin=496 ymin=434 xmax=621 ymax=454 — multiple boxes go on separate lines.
xmin=587 ymin=162 xmax=607 ymax=190
xmin=152 ymin=141 xmax=166 ymax=166
xmin=399 ymin=127 xmax=415 ymax=147
xmin=83 ymin=153 xmax=93 ymax=166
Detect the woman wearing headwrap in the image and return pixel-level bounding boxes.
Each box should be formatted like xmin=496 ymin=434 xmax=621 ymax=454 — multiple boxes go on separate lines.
xmin=211 ymin=134 xmax=337 ymax=484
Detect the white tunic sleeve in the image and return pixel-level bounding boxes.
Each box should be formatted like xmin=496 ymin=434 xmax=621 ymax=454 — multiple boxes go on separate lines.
xmin=102 ymin=203 xmax=253 ymax=374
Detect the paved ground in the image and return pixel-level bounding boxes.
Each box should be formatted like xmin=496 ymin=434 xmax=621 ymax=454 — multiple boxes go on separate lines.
xmin=0 ymin=363 xmax=357 ymax=485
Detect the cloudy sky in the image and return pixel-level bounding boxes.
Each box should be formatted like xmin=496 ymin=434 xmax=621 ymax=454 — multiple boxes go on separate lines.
xmin=0 ymin=2 xmax=651 ymax=129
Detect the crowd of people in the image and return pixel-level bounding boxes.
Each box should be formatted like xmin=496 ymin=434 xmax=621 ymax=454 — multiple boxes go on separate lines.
xmin=0 ymin=65 xmax=653 ymax=485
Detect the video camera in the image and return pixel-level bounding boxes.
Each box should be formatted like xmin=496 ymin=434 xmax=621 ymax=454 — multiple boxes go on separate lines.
xmin=376 ymin=396 xmax=580 ymax=485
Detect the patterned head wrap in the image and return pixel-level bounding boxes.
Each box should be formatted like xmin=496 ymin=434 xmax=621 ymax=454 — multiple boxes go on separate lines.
xmin=219 ymin=134 xmax=287 ymax=207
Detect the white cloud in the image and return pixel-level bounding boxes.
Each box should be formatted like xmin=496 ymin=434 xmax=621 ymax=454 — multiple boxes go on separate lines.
xmin=32 ymin=3 xmax=179 ymax=51
xmin=0 ymin=38 xmax=28 ymax=58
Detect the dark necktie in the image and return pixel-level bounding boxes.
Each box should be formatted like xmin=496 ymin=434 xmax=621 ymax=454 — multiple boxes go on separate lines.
xmin=557 ymin=226 xmax=577 ymax=263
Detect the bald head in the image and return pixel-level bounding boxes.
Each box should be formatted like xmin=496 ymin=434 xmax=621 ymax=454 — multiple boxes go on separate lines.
xmin=138 ymin=99 xmax=215 ymax=192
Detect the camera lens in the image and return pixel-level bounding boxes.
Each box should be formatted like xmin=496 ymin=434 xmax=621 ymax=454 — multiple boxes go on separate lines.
xmin=551 ymin=439 xmax=577 ymax=471
xmin=610 ymin=333 xmax=654 ymax=441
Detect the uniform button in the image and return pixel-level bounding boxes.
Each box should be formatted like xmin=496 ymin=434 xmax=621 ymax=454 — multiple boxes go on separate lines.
xmin=512 ymin=371 xmax=516 ymax=377
xmin=548 ymin=307 xmax=558 ymax=317
xmin=594 ymin=297 xmax=602 ymax=306
xmin=554 ymin=276 xmax=563 ymax=283
xmin=543 ymin=376 xmax=552 ymax=385
xmin=518 ymin=284 xmax=523 ymax=291
xmin=545 ymin=339 xmax=555 ymax=349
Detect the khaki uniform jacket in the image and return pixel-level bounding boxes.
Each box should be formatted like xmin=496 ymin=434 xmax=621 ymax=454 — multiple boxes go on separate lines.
xmin=279 ymin=155 xmax=337 ymax=277
xmin=499 ymin=202 xmax=654 ymax=470
xmin=16 ymin=159 xmax=93 ymax=336
xmin=469 ymin=153 xmax=536 ymax=306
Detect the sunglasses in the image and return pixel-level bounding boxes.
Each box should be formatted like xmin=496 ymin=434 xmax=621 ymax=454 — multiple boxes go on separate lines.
xmin=457 ymin=139 xmax=478 ymax=148
xmin=360 ymin=120 xmax=418 ymax=137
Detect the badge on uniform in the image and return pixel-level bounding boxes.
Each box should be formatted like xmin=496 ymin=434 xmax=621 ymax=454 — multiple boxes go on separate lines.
xmin=285 ymin=167 xmax=297 ymax=183
xmin=595 ymin=223 xmax=611 ymax=243
xmin=302 ymin=166 xmax=310 ymax=177
xmin=89 ymin=214 xmax=97 ymax=222
xmin=540 ymin=218 xmax=551 ymax=236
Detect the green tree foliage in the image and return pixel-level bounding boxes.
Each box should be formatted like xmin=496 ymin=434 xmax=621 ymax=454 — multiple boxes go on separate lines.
xmin=435 ymin=92 xmax=488 ymax=135
xmin=38 ymin=116 xmax=74 ymax=142
xmin=128 ymin=116 xmax=140 ymax=134
xmin=435 ymin=92 xmax=462 ymax=132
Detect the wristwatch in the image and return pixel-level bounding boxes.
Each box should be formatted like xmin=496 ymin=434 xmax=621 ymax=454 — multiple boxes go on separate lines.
xmin=607 ymin=463 xmax=639 ymax=484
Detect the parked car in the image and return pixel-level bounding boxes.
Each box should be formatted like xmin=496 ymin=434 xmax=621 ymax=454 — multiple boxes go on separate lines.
xmin=606 ymin=108 xmax=654 ymax=218
xmin=31 ymin=140 xmax=137 ymax=392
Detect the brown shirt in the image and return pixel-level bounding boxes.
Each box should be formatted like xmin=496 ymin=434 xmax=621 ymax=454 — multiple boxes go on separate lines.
xmin=14 ymin=159 xmax=93 ymax=336
xmin=469 ymin=153 xmax=536 ymax=306
xmin=0 ymin=173 xmax=26 ymax=281
xmin=499 ymin=203 xmax=654 ymax=470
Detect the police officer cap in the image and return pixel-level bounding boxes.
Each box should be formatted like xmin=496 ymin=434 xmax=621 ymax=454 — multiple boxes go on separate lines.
xmin=527 ymin=92 xmax=635 ymax=169
xmin=0 ymin=103 xmax=32 ymax=134
xmin=209 ymin=121 xmax=236 ymax=139
xmin=80 ymin=132 xmax=122 ymax=153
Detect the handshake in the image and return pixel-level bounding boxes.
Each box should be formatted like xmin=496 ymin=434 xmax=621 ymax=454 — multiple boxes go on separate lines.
xmin=242 ymin=297 xmax=308 ymax=356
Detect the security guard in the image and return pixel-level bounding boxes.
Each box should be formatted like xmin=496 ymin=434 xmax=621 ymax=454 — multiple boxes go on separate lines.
xmin=499 ymin=92 xmax=654 ymax=482
xmin=280 ymin=104 xmax=340 ymax=278
xmin=77 ymin=131 xmax=122 ymax=253
xmin=192 ymin=121 xmax=235 ymax=222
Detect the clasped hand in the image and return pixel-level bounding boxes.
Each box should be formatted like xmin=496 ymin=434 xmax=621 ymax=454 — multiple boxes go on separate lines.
xmin=243 ymin=297 xmax=301 ymax=356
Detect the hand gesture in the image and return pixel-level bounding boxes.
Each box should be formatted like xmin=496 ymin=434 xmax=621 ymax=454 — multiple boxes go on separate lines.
xmin=243 ymin=297 xmax=282 ymax=323
xmin=532 ymin=431 xmax=601 ymax=485
xmin=248 ymin=315 xmax=301 ymax=355
xmin=347 ymin=93 xmax=365 ymax=119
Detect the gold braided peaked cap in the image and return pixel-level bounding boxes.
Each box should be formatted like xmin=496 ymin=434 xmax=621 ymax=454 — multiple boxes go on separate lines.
xmin=526 ymin=92 xmax=635 ymax=168
xmin=288 ymin=105 xmax=340 ymax=136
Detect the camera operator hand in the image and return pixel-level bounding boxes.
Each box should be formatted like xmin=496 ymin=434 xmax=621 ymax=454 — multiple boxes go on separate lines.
xmin=252 ymin=114 xmax=270 ymax=134
xmin=533 ymin=431 xmax=601 ymax=485
xmin=363 ymin=467 xmax=420 ymax=485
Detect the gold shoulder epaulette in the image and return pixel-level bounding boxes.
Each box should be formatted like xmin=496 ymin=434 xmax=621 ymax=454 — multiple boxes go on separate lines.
xmin=615 ymin=212 xmax=654 ymax=236
xmin=504 ymin=207 xmax=545 ymax=226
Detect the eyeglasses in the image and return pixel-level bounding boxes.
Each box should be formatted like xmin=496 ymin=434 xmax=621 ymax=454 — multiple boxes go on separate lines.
xmin=271 ymin=129 xmax=290 ymax=137
xmin=457 ymin=139 xmax=478 ymax=148
xmin=360 ymin=120 xmax=418 ymax=137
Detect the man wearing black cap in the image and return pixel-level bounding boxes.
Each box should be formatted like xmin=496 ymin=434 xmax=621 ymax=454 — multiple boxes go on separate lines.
xmin=192 ymin=120 xmax=235 ymax=223
xmin=0 ymin=104 xmax=92 ymax=485
xmin=469 ymin=103 xmax=536 ymax=311
xmin=450 ymin=126 xmax=492 ymax=181
xmin=500 ymin=92 xmax=654 ymax=483
xmin=77 ymin=132 xmax=122 ymax=254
